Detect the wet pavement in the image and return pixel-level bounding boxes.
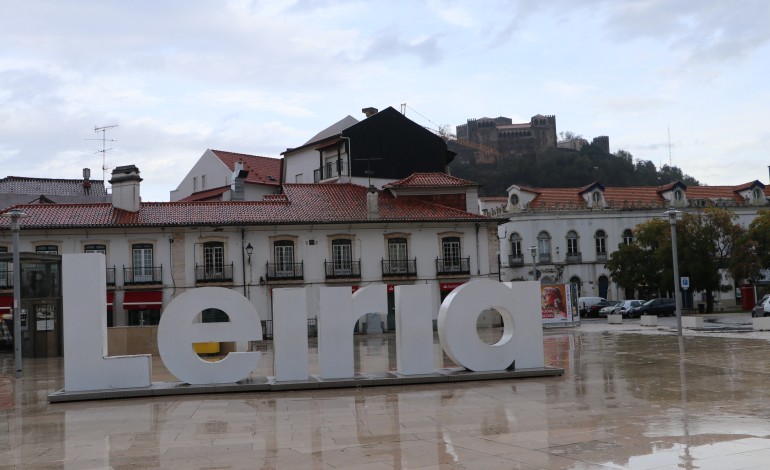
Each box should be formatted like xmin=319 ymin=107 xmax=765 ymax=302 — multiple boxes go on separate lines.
xmin=2 ymin=319 xmax=770 ymax=469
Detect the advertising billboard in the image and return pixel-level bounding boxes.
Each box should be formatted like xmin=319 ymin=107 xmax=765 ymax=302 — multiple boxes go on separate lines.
xmin=540 ymin=284 xmax=576 ymax=324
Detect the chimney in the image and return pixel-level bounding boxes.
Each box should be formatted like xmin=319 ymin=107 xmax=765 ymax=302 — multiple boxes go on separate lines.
xmin=82 ymin=168 xmax=91 ymax=194
xmin=109 ymin=165 xmax=142 ymax=212
xmin=230 ymin=161 xmax=249 ymax=201
xmin=367 ymin=185 xmax=378 ymax=219
xmin=362 ymin=107 xmax=378 ymax=118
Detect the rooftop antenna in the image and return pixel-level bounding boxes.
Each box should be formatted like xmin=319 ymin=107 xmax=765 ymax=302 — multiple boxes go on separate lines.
xmin=668 ymin=125 xmax=672 ymax=167
xmin=87 ymin=124 xmax=118 ymax=181
xmin=355 ymin=157 xmax=382 ymax=187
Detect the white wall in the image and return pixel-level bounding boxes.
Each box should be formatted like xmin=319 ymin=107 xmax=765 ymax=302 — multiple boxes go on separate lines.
xmin=170 ymin=150 xmax=231 ymax=201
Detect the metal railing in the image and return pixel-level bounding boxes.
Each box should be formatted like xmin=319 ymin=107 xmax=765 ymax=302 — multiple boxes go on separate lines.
xmin=436 ymin=257 xmax=470 ymax=276
xmin=324 ymin=260 xmax=361 ymax=279
xmin=265 ymin=261 xmax=304 ymax=282
xmin=313 ymin=160 xmax=349 ymax=182
xmin=195 ymin=263 xmax=234 ymax=283
xmin=381 ymin=259 xmax=417 ymax=277
xmin=565 ymin=253 xmax=582 ymax=263
xmin=123 ymin=265 xmax=163 ymax=285
xmin=106 ymin=267 xmax=116 ymax=286
xmin=508 ymin=255 xmax=524 ymax=266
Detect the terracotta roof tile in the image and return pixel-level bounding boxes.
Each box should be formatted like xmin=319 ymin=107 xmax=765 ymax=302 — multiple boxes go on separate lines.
xmin=1 ymin=183 xmax=492 ymax=230
xmin=211 ymin=150 xmax=281 ymax=186
xmin=179 ymin=186 xmax=229 ymax=202
xmin=383 ymin=173 xmax=478 ymax=189
xmin=0 ymin=176 xmax=108 ymax=196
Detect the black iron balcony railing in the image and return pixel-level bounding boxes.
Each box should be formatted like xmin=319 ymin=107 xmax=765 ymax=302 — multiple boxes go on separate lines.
xmin=436 ymin=257 xmax=471 ymax=276
xmin=565 ymin=252 xmax=582 ymax=263
xmin=596 ymin=252 xmax=607 ymax=262
xmin=265 ymin=261 xmax=304 ymax=282
xmin=381 ymin=259 xmax=417 ymax=277
xmin=123 ymin=265 xmax=163 ymax=285
xmin=195 ymin=263 xmax=234 ymax=283
xmin=508 ymin=255 xmax=524 ymax=266
xmin=106 ymin=267 xmax=116 ymax=286
xmin=0 ymin=270 xmax=12 ymax=288
xmin=324 ymin=260 xmax=361 ymax=279
xmin=313 ymin=160 xmax=349 ymax=182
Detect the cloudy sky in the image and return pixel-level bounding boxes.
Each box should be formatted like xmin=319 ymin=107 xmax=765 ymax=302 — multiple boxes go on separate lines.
xmin=2 ymin=0 xmax=769 ymax=201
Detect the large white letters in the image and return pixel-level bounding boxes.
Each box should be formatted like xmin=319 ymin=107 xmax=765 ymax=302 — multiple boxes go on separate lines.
xmin=63 ymin=254 xmax=152 ymax=391
xmin=157 ymin=287 xmax=263 ymax=384
xmin=61 ymin=254 xmax=545 ymax=392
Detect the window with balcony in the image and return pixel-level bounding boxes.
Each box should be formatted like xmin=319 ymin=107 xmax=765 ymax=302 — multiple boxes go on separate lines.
xmin=84 ymin=244 xmax=114 ymax=285
xmin=509 ymin=233 xmax=523 ymax=266
xmin=125 ymin=243 xmax=161 ymax=284
xmin=266 ymin=238 xmax=303 ymax=282
xmin=0 ymin=246 xmax=8 ymax=288
xmin=195 ymin=241 xmax=233 ymax=283
xmin=437 ymin=236 xmax=470 ymax=275
xmin=595 ymin=230 xmax=607 ymax=260
xmin=330 ymin=239 xmax=355 ymax=277
xmin=537 ymin=231 xmax=551 ymax=263
xmin=383 ymin=237 xmax=416 ymax=277
xmin=565 ymin=230 xmax=581 ymax=263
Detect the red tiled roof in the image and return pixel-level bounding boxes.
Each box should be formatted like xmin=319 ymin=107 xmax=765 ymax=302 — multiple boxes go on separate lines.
xmin=383 ymin=173 xmax=478 ymax=189
xmin=179 ymin=186 xmax=230 ymax=202
xmin=1 ymin=184 xmax=493 ymax=230
xmin=523 ymin=182 xmax=758 ymax=211
xmin=211 ymin=150 xmax=281 ymax=186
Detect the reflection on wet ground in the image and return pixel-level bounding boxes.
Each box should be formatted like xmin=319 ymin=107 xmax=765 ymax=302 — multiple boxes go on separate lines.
xmin=3 ymin=330 xmax=770 ymax=469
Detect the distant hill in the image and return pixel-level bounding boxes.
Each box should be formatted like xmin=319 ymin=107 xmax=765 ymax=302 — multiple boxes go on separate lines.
xmin=448 ymin=142 xmax=700 ymax=196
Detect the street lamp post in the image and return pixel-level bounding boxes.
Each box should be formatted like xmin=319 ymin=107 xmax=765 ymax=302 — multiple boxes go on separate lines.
xmin=665 ymin=207 xmax=683 ymax=336
xmin=529 ymin=245 xmax=538 ymax=281
xmin=2 ymin=209 xmax=27 ymax=378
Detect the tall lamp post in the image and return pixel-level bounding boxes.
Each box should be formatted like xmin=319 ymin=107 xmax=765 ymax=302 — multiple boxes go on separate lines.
xmin=529 ymin=245 xmax=538 ymax=281
xmin=2 ymin=209 xmax=28 ymax=378
xmin=665 ymin=207 xmax=683 ymax=336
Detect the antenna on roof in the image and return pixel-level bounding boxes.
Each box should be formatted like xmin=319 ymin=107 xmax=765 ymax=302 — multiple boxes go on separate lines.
xmin=86 ymin=124 xmax=119 ymax=181
xmin=667 ymin=125 xmax=672 ymax=167
xmin=355 ymin=157 xmax=382 ymax=187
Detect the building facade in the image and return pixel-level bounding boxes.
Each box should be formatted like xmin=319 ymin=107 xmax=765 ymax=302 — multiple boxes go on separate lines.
xmin=1 ymin=166 xmax=500 ymax=357
xmin=490 ymin=180 xmax=768 ymax=307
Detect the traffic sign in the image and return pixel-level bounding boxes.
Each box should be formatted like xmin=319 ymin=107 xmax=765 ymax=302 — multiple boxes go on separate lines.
xmin=680 ymin=277 xmax=690 ymax=290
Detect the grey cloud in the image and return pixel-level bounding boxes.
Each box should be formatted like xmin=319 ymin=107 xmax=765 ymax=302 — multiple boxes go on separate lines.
xmin=359 ymin=32 xmax=444 ymax=66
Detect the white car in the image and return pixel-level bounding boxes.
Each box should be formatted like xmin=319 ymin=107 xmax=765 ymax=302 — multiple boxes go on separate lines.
xmin=752 ymin=294 xmax=770 ymax=317
xmin=602 ymin=299 xmax=645 ymax=318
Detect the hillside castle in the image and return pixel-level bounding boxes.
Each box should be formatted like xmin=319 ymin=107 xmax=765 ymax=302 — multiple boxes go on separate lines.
xmin=452 ymin=115 xmax=609 ymax=165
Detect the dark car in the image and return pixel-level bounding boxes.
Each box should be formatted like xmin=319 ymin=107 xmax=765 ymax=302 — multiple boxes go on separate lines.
xmin=627 ymin=298 xmax=676 ymax=318
xmin=587 ymin=300 xmax=614 ymax=318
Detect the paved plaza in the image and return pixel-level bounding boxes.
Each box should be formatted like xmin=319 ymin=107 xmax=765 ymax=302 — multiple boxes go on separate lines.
xmin=2 ymin=315 xmax=770 ymax=469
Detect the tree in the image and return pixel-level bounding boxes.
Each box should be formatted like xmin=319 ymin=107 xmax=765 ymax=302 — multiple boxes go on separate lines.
xmin=733 ymin=209 xmax=770 ymax=284
xmin=606 ymin=218 xmax=670 ymax=298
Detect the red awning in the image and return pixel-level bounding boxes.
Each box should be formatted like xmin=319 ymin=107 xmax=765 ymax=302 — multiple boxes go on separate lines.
xmin=106 ymin=291 xmax=114 ymax=311
xmin=123 ymin=291 xmax=163 ymax=310
xmin=0 ymin=295 xmax=12 ymax=312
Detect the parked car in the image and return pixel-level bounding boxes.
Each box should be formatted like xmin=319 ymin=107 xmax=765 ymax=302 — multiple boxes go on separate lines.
xmin=601 ymin=299 xmax=645 ymax=318
xmin=587 ymin=300 xmax=614 ymax=318
xmin=752 ymin=294 xmax=770 ymax=317
xmin=578 ymin=296 xmax=606 ymax=316
xmin=597 ymin=301 xmax=623 ymax=318
xmin=627 ymin=298 xmax=676 ymax=318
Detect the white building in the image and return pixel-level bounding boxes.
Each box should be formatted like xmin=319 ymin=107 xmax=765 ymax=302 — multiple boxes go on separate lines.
xmin=490 ymin=180 xmax=768 ymax=307
xmin=169 ymin=149 xmax=282 ymax=202
xmin=1 ymin=166 xmax=499 ymax=357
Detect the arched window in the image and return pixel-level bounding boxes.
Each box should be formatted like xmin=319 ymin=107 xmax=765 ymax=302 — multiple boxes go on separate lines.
xmin=566 ymin=230 xmax=579 ymax=255
xmin=537 ymin=231 xmax=551 ymax=263
xmin=595 ymin=230 xmax=607 ymax=257
xmin=622 ymin=229 xmax=634 ymax=245
xmin=674 ymin=189 xmax=683 ymax=201
xmin=569 ymin=275 xmax=582 ymax=297
xmin=510 ymin=233 xmax=522 ymax=258
xmin=753 ymin=188 xmax=762 ymax=200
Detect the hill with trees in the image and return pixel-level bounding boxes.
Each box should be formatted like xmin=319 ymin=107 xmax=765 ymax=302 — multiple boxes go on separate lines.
xmin=448 ymin=141 xmax=700 ymax=196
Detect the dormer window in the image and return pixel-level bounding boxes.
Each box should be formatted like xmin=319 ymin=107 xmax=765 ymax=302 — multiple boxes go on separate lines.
xmin=510 ymin=194 xmax=519 ymax=205
xmin=592 ymin=191 xmax=602 ymax=204
xmin=674 ymin=189 xmax=683 ymax=201
xmin=753 ymin=188 xmax=762 ymax=200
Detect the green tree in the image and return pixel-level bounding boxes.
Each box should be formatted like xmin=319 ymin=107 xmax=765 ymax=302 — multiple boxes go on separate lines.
xmin=732 ymin=209 xmax=770 ymax=284
xmin=606 ymin=218 xmax=670 ymax=298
